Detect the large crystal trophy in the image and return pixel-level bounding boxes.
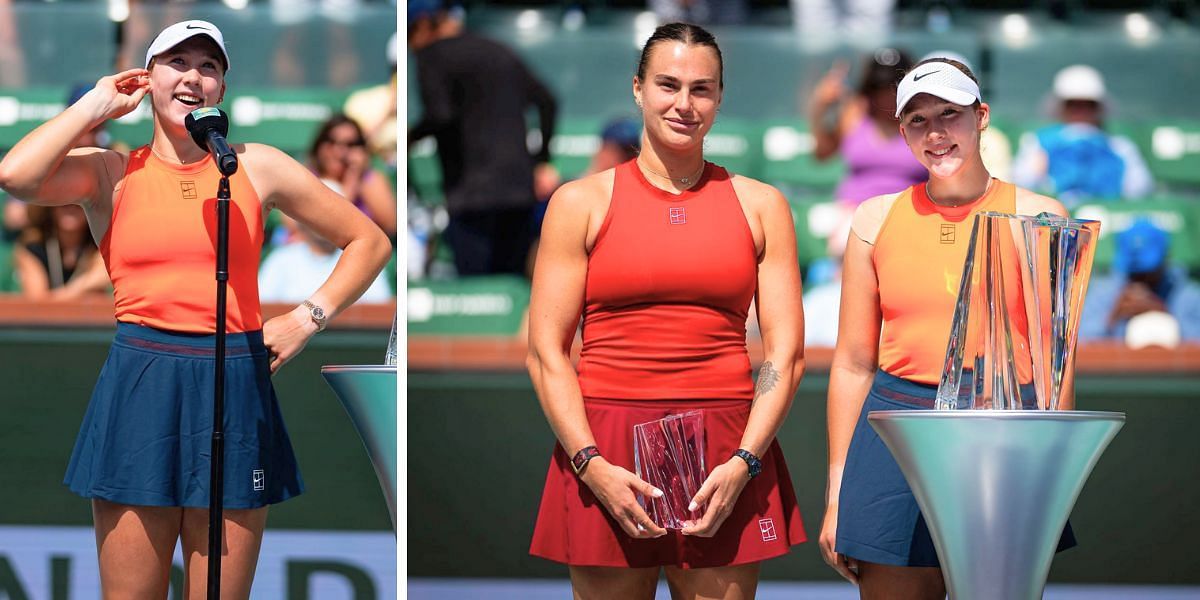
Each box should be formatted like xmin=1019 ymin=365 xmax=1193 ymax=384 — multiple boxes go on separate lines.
xmin=868 ymin=212 xmax=1125 ymax=600
xmin=936 ymin=212 xmax=1100 ymax=410
xmin=633 ymin=411 xmax=707 ymax=530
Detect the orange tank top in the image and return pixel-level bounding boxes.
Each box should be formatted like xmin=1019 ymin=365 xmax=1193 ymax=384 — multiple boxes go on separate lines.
xmin=577 ymin=160 xmax=758 ymax=401
xmin=874 ymin=180 xmax=1032 ymax=385
xmin=101 ymin=146 xmax=264 ymax=333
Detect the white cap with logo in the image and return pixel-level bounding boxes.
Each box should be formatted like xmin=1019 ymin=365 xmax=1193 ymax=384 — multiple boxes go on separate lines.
xmin=894 ymin=60 xmax=980 ymax=118
xmin=145 ymin=20 xmax=229 ymax=72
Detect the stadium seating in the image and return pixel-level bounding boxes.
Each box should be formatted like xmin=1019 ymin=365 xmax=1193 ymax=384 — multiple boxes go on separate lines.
xmin=407 ymin=275 xmax=531 ymax=335
xmin=1075 ymin=197 xmax=1200 ymax=273
xmin=0 ymin=240 xmax=17 ymax=293
xmin=548 ymin=117 xmax=607 ymax=181
xmin=759 ymin=118 xmax=846 ymax=196
xmin=1132 ymin=120 xmax=1200 ymax=190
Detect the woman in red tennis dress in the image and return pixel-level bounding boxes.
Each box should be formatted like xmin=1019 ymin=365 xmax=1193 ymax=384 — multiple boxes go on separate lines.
xmin=527 ymin=22 xmax=806 ymax=599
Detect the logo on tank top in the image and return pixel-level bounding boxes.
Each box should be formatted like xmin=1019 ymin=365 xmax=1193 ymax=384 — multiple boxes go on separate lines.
xmin=940 ymin=223 xmax=956 ymax=244
xmin=253 ymin=469 xmax=265 ymax=491
xmin=669 ymin=207 xmax=687 ymax=225
xmin=758 ymin=518 xmax=777 ymax=542
xmin=181 ymin=181 xmax=198 ymax=200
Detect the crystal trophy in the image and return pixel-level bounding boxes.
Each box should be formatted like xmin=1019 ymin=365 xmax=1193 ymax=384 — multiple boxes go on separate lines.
xmin=633 ymin=411 xmax=707 ymax=530
xmin=937 ymin=212 xmax=1100 ymax=410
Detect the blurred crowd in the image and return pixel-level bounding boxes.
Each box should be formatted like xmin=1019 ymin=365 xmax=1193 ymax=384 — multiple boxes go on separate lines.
xmin=0 ymin=0 xmax=399 ymax=306
xmin=0 ymin=89 xmax=399 ymax=305
xmin=404 ymin=2 xmax=1200 ymax=350
xmin=0 ymin=0 xmax=1194 ymax=348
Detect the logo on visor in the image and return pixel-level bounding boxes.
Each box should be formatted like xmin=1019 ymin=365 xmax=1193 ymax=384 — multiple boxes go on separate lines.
xmin=186 ymin=24 xmax=211 ymax=31
xmin=914 ymin=70 xmax=941 ymax=81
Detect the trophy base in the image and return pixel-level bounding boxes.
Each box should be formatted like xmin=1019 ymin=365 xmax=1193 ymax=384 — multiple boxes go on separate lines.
xmin=868 ymin=410 xmax=1124 ymax=600
xmin=321 ymin=365 xmax=397 ymax=532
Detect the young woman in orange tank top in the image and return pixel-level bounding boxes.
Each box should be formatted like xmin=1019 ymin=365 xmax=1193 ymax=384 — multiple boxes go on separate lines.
xmin=820 ymin=59 xmax=1073 ymax=598
xmin=527 ymin=23 xmax=806 ymax=598
xmin=0 ymin=21 xmax=390 ymax=599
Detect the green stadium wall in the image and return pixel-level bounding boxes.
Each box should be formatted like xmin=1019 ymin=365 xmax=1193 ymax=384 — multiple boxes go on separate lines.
xmin=409 ymin=370 xmax=1200 ymax=584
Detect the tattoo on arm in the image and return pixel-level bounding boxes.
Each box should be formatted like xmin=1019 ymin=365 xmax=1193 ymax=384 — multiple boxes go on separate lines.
xmin=755 ymin=361 xmax=781 ymax=399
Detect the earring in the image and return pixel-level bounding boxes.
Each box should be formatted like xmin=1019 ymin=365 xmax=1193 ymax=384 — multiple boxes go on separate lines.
xmin=635 ymin=98 xmax=642 ymax=108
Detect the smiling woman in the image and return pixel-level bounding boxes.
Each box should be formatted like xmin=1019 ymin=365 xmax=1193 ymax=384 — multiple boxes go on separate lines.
xmin=526 ymin=22 xmax=807 ymax=600
xmin=820 ymin=58 xmax=1075 ymax=600
xmin=0 ymin=19 xmax=391 ymax=600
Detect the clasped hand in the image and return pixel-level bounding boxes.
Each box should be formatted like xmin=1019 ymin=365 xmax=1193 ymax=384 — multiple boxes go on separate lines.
xmin=680 ymin=457 xmax=751 ymax=538
xmin=262 ymin=306 xmax=318 ymax=374
xmin=579 ymin=458 xmax=668 ymax=539
xmin=583 ymin=456 xmax=751 ymax=540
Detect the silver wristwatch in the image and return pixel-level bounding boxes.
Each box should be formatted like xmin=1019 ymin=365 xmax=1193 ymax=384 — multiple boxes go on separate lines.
xmin=302 ymin=300 xmax=327 ymax=332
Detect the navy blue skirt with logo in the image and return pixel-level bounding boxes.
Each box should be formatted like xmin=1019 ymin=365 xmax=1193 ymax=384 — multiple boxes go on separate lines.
xmin=835 ymin=369 xmax=1076 ymax=567
xmin=64 ymin=322 xmax=304 ymax=509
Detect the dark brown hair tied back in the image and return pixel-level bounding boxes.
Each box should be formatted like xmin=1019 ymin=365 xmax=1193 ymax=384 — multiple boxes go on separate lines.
xmin=636 ymin=22 xmax=724 ymax=89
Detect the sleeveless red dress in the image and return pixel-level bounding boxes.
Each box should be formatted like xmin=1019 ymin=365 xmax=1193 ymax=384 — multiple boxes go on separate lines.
xmin=529 ymin=160 xmax=805 ymax=568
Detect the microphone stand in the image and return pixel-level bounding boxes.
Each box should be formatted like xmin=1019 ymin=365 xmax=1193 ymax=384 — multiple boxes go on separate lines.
xmin=208 ymin=173 xmax=232 ymax=600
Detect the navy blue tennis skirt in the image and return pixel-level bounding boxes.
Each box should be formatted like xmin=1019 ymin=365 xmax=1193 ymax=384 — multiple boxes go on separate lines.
xmin=64 ymin=322 xmax=305 ymax=509
xmin=835 ymin=369 xmax=1076 ymax=567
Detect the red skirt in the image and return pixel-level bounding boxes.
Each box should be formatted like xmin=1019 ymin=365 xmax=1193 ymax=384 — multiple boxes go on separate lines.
xmin=530 ymin=398 xmax=806 ymax=568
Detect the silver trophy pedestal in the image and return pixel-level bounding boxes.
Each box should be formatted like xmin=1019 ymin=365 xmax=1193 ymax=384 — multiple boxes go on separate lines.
xmin=321 ymin=365 xmax=398 ymax=532
xmin=869 ymin=410 xmax=1124 ymax=600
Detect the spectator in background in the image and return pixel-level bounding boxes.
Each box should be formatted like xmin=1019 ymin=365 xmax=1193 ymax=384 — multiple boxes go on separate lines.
xmin=802 ymin=246 xmax=842 ymax=348
xmin=269 ymin=0 xmax=361 ymax=88
xmin=344 ymin=33 xmax=398 ymax=167
xmin=809 ymin=48 xmax=924 ymax=208
xmin=649 ymin=0 xmax=748 ymax=25
xmin=791 ymin=0 xmax=895 ymax=48
xmin=5 ymin=83 xmax=120 ymax=243
xmin=260 ymin=180 xmax=393 ymax=304
xmin=1013 ymin=65 xmax=1153 ymax=204
xmin=808 ymin=48 xmax=925 ymax=277
xmin=309 ymin=113 xmax=397 ymax=238
xmin=1079 ymin=218 xmax=1200 ymax=346
xmin=0 ymin=0 xmax=26 ymax=87
xmin=13 ymin=204 xmax=110 ymax=300
xmin=408 ymin=0 xmax=557 ymax=277
xmin=526 ymin=116 xmax=641 ymax=275
xmin=587 ymin=117 xmax=641 ymax=176
xmin=115 ymin=0 xmax=191 ymax=72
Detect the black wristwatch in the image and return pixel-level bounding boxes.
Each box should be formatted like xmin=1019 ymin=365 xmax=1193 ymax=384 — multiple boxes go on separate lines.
xmin=302 ymin=299 xmax=327 ymax=332
xmin=733 ymin=449 xmax=762 ymax=479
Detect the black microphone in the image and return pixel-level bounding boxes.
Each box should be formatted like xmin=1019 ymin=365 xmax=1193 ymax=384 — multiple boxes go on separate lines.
xmin=185 ymin=107 xmax=238 ymax=176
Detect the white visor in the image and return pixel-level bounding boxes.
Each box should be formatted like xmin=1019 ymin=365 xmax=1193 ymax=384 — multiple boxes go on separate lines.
xmin=894 ymin=61 xmax=979 ymax=118
xmin=145 ymin=20 xmax=229 ymax=72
